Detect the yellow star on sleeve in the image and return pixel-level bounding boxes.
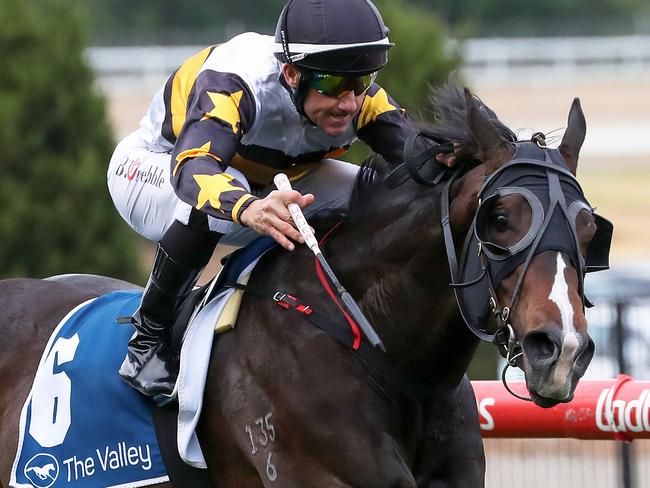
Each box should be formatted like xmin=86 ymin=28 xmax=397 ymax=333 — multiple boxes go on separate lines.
xmin=173 ymin=141 xmax=221 ymax=177
xmin=201 ymin=90 xmax=244 ymax=134
xmin=357 ymin=88 xmax=399 ymax=130
xmin=193 ymin=173 xmax=246 ymax=213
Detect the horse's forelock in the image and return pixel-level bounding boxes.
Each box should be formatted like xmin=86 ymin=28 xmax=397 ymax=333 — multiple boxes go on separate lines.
xmin=426 ymin=83 xmax=517 ymax=148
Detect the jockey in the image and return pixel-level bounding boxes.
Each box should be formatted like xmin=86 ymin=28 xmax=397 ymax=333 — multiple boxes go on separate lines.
xmin=107 ymin=0 xmax=450 ymax=400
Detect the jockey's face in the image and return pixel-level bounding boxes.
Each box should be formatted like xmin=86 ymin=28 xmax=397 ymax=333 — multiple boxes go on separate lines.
xmin=282 ymin=64 xmax=364 ymax=137
xmin=303 ymin=88 xmax=364 ymax=137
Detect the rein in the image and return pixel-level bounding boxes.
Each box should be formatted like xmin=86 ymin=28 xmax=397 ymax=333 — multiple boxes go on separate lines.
xmin=313 ymin=221 xmax=362 ymax=350
xmin=385 ymin=131 xmax=454 ymax=188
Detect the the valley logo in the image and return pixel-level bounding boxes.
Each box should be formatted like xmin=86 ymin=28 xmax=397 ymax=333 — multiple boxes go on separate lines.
xmin=24 ymin=453 xmax=59 ymax=488
xmin=114 ymin=157 xmax=166 ymax=188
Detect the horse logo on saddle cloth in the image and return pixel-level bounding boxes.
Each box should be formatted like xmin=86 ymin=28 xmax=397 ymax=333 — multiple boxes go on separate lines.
xmin=10 ymin=237 xmax=278 ymax=487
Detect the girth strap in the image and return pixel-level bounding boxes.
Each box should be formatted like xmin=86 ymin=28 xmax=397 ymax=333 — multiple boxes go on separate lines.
xmin=151 ymin=403 xmax=211 ymax=488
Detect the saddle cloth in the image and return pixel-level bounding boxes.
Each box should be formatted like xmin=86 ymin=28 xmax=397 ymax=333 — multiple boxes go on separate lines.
xmin=11 ymin=237 xmax=276 ymax=486
xmin=10 ymin=291 xmax=169 ymax=488
xmin=175 ymin=237 xmax=276 ymax=468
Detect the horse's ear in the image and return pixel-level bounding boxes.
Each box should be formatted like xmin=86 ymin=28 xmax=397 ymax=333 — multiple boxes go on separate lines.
xmin=559 ymin=98 xmax=586 ymax=175
xmin=465 ymin=88 xmax=510 ymax=174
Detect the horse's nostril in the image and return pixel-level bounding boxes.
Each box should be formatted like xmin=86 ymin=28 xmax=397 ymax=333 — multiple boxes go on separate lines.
xmin=575 ymin=338 xmax=595 ymax=370
xmin=523 ymin=330 xmax=560 ymax=366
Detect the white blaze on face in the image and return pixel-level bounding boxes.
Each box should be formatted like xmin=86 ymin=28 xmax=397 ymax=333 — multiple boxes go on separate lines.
xmin=549 ymin=253 xmax=575 ymax=334
xmin=548 ymin=252 xmax=580 ymax=391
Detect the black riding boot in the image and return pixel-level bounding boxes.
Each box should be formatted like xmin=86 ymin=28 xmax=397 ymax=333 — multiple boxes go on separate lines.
xmin=119 ymin=215 xmax=222 ymax=401
xmin=119 ymin=243 xmax=203 ymax=398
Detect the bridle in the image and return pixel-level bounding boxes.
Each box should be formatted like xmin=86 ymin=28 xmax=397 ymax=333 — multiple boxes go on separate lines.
xmin=387 ymin=130 xmax=613 ymax=398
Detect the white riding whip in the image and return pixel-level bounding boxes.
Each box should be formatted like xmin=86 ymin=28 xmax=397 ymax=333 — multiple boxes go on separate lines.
xmin=273 ymin=173 xmax=385 ymax=352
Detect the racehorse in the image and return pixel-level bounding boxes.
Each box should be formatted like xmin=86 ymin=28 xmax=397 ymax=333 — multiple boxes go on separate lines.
xmin=0 ymin=85 xmax=609 ymax=487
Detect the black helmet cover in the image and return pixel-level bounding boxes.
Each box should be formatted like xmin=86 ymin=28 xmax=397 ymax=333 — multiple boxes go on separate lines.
xmin=274 ymin=0 xmax=393 ymax=75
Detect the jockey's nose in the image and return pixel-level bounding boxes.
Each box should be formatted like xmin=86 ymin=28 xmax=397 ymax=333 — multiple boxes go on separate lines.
xmin=337 ymin=90 xmax=359 ymax=113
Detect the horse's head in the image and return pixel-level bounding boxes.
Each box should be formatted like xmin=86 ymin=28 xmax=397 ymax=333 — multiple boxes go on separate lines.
xmin=446 ymin=89 xmax=613 ymax=408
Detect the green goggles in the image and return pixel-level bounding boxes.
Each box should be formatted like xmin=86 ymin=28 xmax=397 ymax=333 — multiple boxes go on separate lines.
xmin=303 ymin=71 xmax=377 ymax=98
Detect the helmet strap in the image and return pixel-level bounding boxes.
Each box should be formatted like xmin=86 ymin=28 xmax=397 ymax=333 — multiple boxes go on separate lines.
xmin=281 ymin=67 xmax=317 ymax=126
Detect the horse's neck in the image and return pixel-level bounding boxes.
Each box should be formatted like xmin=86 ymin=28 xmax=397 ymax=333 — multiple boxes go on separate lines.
xmin=326 ymin=185 xmax=478 ymax=387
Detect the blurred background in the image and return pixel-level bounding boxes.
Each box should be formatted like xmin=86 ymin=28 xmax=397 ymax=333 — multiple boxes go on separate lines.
xmin=1 ymin=0 xmax=650 ymax=484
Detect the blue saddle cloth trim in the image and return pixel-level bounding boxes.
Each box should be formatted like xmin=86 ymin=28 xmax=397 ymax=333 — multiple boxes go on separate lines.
xmin=12 ymin=290 xmax=169 ymax=488
xmin=219 ymin=236 xmax=277 ymax=287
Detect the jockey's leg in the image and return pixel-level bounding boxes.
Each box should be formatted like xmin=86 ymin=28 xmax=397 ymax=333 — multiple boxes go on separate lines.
xmin=109 ymin=131 xmax=248 ymax=400
xmin=118 ymin=211 xmax=222 ymax=400
xmin=107 ymin=130 xmax=178 ymax=242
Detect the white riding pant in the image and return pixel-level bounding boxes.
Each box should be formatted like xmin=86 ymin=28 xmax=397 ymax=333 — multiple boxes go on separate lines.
xmin=107 ymin=129 xmax=360 ymax=246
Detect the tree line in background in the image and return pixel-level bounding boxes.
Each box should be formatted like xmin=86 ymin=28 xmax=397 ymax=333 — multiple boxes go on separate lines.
xmin=0 ymin=0 xmax=142 ymax=282
xmin=83 ymin=0 xmax=650 ymax=45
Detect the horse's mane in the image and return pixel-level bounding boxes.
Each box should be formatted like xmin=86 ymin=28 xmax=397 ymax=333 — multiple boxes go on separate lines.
xmin=426 ymin=83 xmax=517 ymax=149
xmin=349 ymin=83 xmax=518 ymax=202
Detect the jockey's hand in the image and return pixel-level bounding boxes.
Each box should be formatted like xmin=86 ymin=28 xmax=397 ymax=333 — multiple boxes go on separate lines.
xmin=240 ymin=190 xmax=315 ymax=251
xmin=435 ymin=143 xmax=468 ymax=168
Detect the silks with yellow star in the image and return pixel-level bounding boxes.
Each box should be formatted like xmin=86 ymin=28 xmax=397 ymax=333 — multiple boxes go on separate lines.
xmin=171 ymin=86 xmax=258 ymax=224
xmin=193 ymin=172 xmax=254 ymax=224
xmin=173 ymin=88 xmax=245 ymax=175
xmin=165 ymin=60 xmax=412 ymax=227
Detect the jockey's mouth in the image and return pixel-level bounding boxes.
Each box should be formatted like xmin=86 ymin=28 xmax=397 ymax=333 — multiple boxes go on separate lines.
xmin=329 ymin=111 xmax=353 ymax=122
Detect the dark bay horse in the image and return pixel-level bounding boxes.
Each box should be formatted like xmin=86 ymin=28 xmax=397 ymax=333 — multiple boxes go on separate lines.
xmin=0 ymin=86 xmax=606 ymax=487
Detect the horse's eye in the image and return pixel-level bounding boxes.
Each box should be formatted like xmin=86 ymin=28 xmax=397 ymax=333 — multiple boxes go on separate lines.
xmin=493 ymin=213 xmax=509 ymax=232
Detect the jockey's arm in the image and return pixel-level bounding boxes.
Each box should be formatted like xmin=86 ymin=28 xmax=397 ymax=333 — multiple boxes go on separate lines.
xmin=170 ymin=72 xmax=310 ymax=251
xmin=355 ymin=84 xmax=460 ymax=168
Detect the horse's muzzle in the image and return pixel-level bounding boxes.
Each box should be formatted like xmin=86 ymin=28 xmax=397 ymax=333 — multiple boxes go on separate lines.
xmin=522 ymin=326 xmax=595 ymax=407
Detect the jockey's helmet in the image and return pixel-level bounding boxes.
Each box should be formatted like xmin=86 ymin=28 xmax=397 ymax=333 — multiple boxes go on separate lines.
xmin=273 ymin=0 xmax=393 ymax=76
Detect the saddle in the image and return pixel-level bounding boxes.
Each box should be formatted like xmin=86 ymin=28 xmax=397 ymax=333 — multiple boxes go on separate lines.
xmin=154 ymin=236 xmax=277 ymax=487
xmin=170 ymin=236 xmax=278 ymax=349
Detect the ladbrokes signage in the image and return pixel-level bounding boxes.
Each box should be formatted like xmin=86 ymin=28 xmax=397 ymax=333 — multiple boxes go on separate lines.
xmin=595 ymin=387 xmax=650 ymax=434
xmin=472 ymin=377 xmax=650 ymax=440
